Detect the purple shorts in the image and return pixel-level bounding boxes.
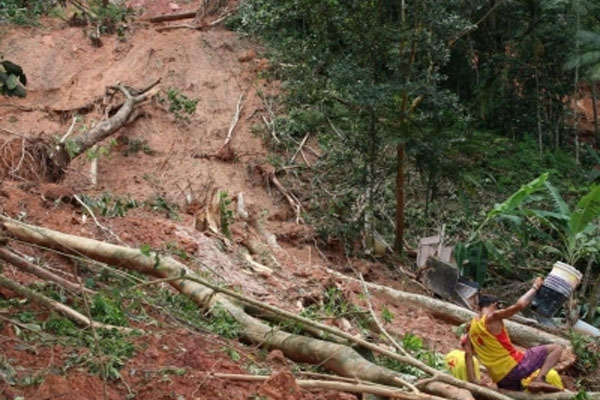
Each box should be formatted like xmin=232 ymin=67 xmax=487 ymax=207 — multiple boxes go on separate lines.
xmin=497 ymin=345 xmax=548 ymax=391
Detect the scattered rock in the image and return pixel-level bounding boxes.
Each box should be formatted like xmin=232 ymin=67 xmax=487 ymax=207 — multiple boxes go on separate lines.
xmin=238 ymin=49 xmax=257 ymax=63
xmin=254 ymin=58 xmax=271 ymax=72
xmin=258 ymin=370 xmax=303 ymax=400
xmin=39 ymin=183 xmax=75 ymax=203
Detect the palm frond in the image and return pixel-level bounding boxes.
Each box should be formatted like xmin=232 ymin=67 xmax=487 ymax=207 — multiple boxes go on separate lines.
xmin=590 ymin=66 xmax=600 ymax=82
xmin=570 ymin=185 xmax=600 ymax=236
xmin=575 ymin=30 xmax=600 ymax=48
xmin=486 ymin=173 xmax=548 ymax=221
xmin=524 ymin=209 xmax=566 ymax=241
xmin=565 ymin=51 xmax=600 ymax=71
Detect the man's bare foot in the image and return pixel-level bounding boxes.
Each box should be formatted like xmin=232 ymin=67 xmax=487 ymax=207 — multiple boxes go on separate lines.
xmin=555 ymin=351 xmax=576 ymax=371
xmin=527 ymin=380 xmax=561 ymax=393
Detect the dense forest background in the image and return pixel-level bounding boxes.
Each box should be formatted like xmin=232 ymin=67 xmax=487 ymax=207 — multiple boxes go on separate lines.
xmin=225 ymin=0 xmax=600 ymax=320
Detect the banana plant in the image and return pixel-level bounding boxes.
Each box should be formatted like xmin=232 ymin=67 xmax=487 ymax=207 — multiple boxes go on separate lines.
xmin=455 ymin=173 xmax=550 ymax=283
xmin=529 ymin=182 xmax=600 ymax=266
xmin=484 ymin=173 xmax=600 ymax=267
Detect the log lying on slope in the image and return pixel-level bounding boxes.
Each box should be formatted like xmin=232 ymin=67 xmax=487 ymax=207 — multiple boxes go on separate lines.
xmin=327 ymin=268 xmax=572 ymax=350
xmin=1 ymin=217 xmax=518 ymax=400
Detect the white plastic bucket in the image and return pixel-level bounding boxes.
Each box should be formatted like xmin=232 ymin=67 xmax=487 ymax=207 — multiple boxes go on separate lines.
xmin=573 ymin=319 xmax=600 ymax=337
xmin=548 ymin=261 xmax=582 ymax=289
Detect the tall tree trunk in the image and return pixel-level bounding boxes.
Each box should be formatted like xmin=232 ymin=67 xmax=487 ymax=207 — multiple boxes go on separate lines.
xmin=364 ymin=112 xmax=377 ymax=253
xmin=574 ymin=0 xmax=581 ymax=163
xmin=586 ymin=271 xmax=600 ymax=324
xmin=394 ymin=143 xmax=405 ymax=253
xmin=592 ymin=83 xmax=599 ymax=147
xmin=535 ymin=67 xmax=543 ymax=155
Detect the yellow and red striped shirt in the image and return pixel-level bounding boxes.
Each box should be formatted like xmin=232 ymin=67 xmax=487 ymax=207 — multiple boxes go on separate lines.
xmin=469 ymin=315 xmax=524 ymax=382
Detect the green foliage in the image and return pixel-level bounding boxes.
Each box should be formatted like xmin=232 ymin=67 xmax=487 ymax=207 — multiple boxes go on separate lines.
xmin=149 ymin=195 xmax=179 ymax=220
xmin=76 ymin=328 xmax=135 ymax=380
xmin=485 ymin=174 xmax=600 ymax=267
xmin=218 ymin=191 xmax=235 ymax=239
xmin=17 ymin=310 xmax=35 ymax=323
xmin=565 ymin=30 xmax=600 ymax=81
xmin=381 ymin=306 xmax=394 ymax=324
xmin=79 ymin=193 xmax=139 ymax=218
xmin=86 ymin=139 xmax=117 ymax=160
xmin=0 ymin=0 xmax=56 ymax=25
xmin=484 ymin=173 xmax=550 ymax=225
xmin=223 ymin=347 xmax=241 ymax=362
xmin=209 ymin=304 xmax=241 ymax=339
xmin=402 ymin=332 xmax=424 ymax=353
xmin=573 ymin=390 xmax=590 ymax=400
xmin=38 ymin=310 xmax=136 ymax=382
xmin=90 ymin=294 xmax=128 ymax=326
xmin=570 ymin=332 xmax=600 ymax=374
xmin=87 ymin=0 xmax=134 ymax=37
xmin=64 ymin=139 xmax=81 ymax=159
xmin=159 ymin=88 xmax=198 ymax=121
xmin=322 ymin=286 xmax=352 ymax=317
xmin=454 ymin=241 xmax=489 ymax=285
xmin=159 ymin=366 xmax=187 ymax=377
xmin=123 ymin=138 xmax=155 ymax=156
xmin=80 ymin=192 xmax=179 ymax=220
xmin=0 ymin=59 xmax=27 ymax=98
xmin=43 ymin=313 xmax=78 ymax=336
xmin=380 ymin=332 xmax=443 ymax=376
xmin=232 ymin=0 xmax=475 ymax=252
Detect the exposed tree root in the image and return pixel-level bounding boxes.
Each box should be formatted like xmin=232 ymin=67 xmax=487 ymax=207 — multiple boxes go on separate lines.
xmin=0 ymin=137 xmax=61 ymax=182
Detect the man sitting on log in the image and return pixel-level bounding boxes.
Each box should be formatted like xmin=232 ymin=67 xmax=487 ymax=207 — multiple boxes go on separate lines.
xmin=464 ymin=278 xmax=564 ymax=393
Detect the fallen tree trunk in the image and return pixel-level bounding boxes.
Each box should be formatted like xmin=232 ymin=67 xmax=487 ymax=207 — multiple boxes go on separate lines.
xmin=327 ymin=268 xmax=573 ymax=350
xmin=55 ymin=81 xmax=160 ymax=167
xmin=147 ymin=10 xmax=197 ymax=23
xmin=0 ymin=272 xmax=131 ymax=333
xmin=211 ymin=373 xmax=436 ymax=399
xmin=0 ymin=246 xmax=95 ymax=295
xmin=422 ymin=381 xmax=475 ymax=400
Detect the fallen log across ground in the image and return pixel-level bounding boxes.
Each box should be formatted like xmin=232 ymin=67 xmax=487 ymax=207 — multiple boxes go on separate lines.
xmin=0 ymin=271 xmax=132 ymax=333
xmin=3 ymin=216 xmax=596 ymax=400
xmin=210 ymin=372 xmax=475 ymax=400
xmin=326 ymin=268 xmax=573 ymax=351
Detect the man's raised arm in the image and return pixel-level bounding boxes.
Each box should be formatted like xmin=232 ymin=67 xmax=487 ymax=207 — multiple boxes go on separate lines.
xmin=488 ymin=277 xmax=543 ymax=322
